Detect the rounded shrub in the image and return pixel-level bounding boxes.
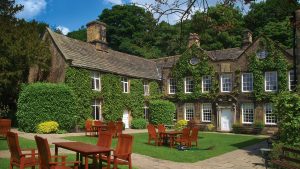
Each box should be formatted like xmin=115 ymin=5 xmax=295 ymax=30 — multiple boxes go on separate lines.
xmin=131 ymin=118 xmax=147 ymax=129
xmin=149 ymin=100 xmax=176 ymax=125
xmin=17 ymin=83 xmax=78 ymax=132
xmin=36 ymin=121 xmax=59 ymax=134
xmin=174 ymin=119 xmax=187 ymax=131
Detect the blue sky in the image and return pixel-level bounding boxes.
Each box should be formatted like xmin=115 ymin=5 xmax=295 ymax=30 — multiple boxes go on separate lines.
xmin=15 ymin=0 xmax=255 ymax=35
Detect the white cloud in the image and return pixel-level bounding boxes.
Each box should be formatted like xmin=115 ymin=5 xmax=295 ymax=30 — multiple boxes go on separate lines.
xmin=15 ymin=0 xmax=47 ymax=19
xmin=56 ymin=26 xmax=70 ymax=35
xmin=106 ymin=0 xmax=123 ymax=5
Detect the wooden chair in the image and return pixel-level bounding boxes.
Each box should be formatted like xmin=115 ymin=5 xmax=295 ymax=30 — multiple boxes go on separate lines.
xmin=34 ymin=135 xmax=79 ymax=169
xmin=147 ymin=124 xmax=161 ymax=146
xmin=189 ymin=127 xmax=199 ymax=146
xmin=102 ymin=134 xmax=133 ymax=169
xmin=157 ymin=124 xmax=167 ymax=142
xmin=6 ymin=131 xmax=38 ymax=169
xmin=93 ymin=120 xmax=102 ymax=126
xmin=116 ymin=121 xmax=123 ymax=137
xmin=107 ymin=122 xmax=117 ymax=138
xmin=85 ymin=120 xmax=93 ymax=136
xmin=0 ymin=119 xmax=11 ymax=139
xmin=175 ymin=128 xmax=191 ymax=147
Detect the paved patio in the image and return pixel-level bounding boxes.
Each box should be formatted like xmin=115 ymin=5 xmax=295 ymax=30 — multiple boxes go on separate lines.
xmin=0 ymin=129 xmax=267 ymax=169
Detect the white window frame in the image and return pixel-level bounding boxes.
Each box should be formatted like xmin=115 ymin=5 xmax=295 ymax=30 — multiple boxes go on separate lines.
xmin=264 ymin=103 xmax=277 ymax=125
xmin=241 ymin=103 xmax=254 ymax=124
xmin=121 ymin=77 xmax=129 ymax=93
xmin=202 ymin=75 xmax=212 ymax=93
xmin=184 ymin=103 xmax=195 ymax=121
xmin=220 ymin=74 xmax=232 ymax=92
xmin=143 ymin=105 xmax=149 ymax=120
xmin=202 ymin=103 xmax=212 ymax=122
xmin=184 ymin=77 xmax=194 ymax=93
xmin=265 ymin=71 xmax=277 ymax=92
xmin=289 ymin=70 xmax=296 ymax=91
xmin=143 ymin=81 xmax=150 ymax=96
xmin=91 ymin=99 xmax=102 ymax=120
xmin=168 ymin=78 xmax=176 ymax=94
xmin=241 ymin=73 xmax=253 ymax=92
xmin=91 ymin=72 xmax=101 ymax=91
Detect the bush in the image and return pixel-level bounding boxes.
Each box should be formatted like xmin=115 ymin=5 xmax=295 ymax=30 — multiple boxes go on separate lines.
xmin=36 ymin=121 xmax=59 ymax=134
xmin=17 ymin=83 xmax=79 ymax=132
xmin=232 ymin=122 xmax=243 ymax=134
xmin=131 ymin=118 xmax=147 ymax=129
xmin=174 ymin=119 xmax=187 ymax=131
xmin=207 ymin=124 xmax=215 ymax=131
xmin=149 ymin=100 xmax=176 ymax=125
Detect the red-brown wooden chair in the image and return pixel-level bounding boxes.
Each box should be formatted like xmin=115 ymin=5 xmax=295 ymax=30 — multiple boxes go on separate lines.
xmin=147 ymin=124 xmax=161 ymax=146
xmin=174 ymin=128 xmax=191 ymax=147
xmin=34 ymin=135 xmax=79 ymax=169
xmin=157 ymin=124 xmax=167 ymax=143
xmin=85 ymin=120 xmax=93 ymax=136
xmin=116 ymin=121 xmax=123 ymax=137
xmin=6 ymin=131 xmax=38 ymax=169
xmin=0 ymin=119 xmax=11 ymax=139
xmin=107 ymin=122 xmax=117 ymax=138
xmin=93 ymin=120 xmax=102 ymax=135
xmin=189 ymin=127 xmax=199 ymax=147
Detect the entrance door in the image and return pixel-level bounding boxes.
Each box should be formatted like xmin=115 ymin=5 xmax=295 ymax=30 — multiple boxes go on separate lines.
xmin=221 ymin=109 xmax=233 ymax=131
xmin=122 ymin=110 xmax=129 ymax=129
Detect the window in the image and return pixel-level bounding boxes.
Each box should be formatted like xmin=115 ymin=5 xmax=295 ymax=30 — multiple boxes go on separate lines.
xmin=184 ymin=103 xmax=195 ymax=121
xmin=202 ymin=75 xmax=211 ymax=92
xmin=143 ymin=81 xmax=150 ymax=96
xmin=265 ymin=71 xmax=277 ymax=91
xmin=202 ymin=103 xmax=212 ymax=122
xmin=143 ymin=105 xmax=149 ymax=120
xmin=242 ymin=103 xmax=254 ymax=124
xmin=168 ymin=78 xmax=176 ymax=94
xmin=256 ymin=50 xmax=268 ymax=59
xmin=121 ymin=77 xmax=129 ymax=93
xmin=91 ymin=99 xmax=102 ymax=120
xmin=242 ymin=73 xmax=253 ymax=92
xmin=91 ymin=72 xmax=101 ymax=91
xmin=221 ymin=74 xmax=232 ymax=92
xmin=289 ymin=70 xmax=296 ymax=91
xmin=265 ymin=103 xmax=276 ymax=125
xmin=184 ymin=77 xmax=194 ymax=93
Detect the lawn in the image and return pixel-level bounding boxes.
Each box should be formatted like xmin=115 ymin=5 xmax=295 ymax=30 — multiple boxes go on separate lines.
xmin=0 ymin=137 xmax=37 ymax=150
xmin=64 ymin=132 xmax=266 ymax=163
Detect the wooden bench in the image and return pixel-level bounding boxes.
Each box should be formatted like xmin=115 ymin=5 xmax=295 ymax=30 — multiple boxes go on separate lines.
xmin=0 ymin=119 xmax=11 ymax=139
xmin=271 ymin=146 xmax=300 ymax=169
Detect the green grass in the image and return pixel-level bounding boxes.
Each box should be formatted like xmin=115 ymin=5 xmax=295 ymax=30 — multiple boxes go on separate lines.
xmin=0 ymin=137 xmax=37 ymax=150
xmin=64 ymin=132 xmax=266 ymax=163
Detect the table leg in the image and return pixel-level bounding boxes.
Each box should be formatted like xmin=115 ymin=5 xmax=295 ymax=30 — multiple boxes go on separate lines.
xmin=107 ymin=151 xmax=111 ymax=169
xmin=55 ymin=145 xmax=58 ymax=162
xmin=170 ymin=136 xmax=173 ymax=148
xmin=76 ymin=152 xmax=79 ymax=161
xmin=85 ymin=155 xmax=88 ymax=169
xmin=80 ymin=153 xmax=83 ymax=168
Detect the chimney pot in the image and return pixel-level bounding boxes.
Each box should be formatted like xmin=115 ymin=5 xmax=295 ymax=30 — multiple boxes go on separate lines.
xmin=188 ymin=33 xmax=200 ymax=48
xmin=242 ymin=29 xmax=252 ymax=48
xmin=86 ymin=21 xmax=108 ymax=52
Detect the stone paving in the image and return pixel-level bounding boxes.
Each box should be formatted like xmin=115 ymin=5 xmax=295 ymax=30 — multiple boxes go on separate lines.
xmin=0 ymin=128 xmax=267 ymax=169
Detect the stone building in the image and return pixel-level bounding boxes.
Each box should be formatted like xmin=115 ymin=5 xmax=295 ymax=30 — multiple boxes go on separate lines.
xmin=29 ymin=10 xmax=299 ymax=132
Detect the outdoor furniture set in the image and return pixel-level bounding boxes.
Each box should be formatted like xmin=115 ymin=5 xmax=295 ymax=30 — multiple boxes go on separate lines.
xmin=147 ymin=124 xmax=199 ymax=148
xmin=85 ymin=120 xmax=123 ymax=138
xmin=7 ymin=131 xmax=133 ymax=169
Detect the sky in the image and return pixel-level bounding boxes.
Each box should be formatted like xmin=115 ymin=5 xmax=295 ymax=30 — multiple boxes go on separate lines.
xmin=15 ymin=0 xmax=256 ymax=35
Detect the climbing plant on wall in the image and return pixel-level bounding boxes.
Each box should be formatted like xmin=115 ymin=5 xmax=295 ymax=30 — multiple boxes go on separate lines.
xmin=172 ymin=45 xmax=218 ymax=101
xmin=248 ymin=37 xmax=291 ymax=101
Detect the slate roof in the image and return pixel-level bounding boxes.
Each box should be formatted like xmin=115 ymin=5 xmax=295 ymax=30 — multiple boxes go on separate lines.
xmin=47 ymin=28 xmax=160 ymax=80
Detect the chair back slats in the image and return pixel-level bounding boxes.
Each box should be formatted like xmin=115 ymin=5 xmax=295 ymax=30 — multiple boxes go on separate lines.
xmin=190 ymin=127 xmax=199 ymax=140
xmin=115 ymin=134 xmax=133 ymax=160
xmin=97 ymin=131 xmax=113 ymax=148
xmin=7 ymin=132 xmax=22 ymax=162
xmin=181 ymin=128 xmax=191 ymax=139
xmin=116 ymin=122 xmax=123 ymax=136
xmin=157 ymin=124 xmax=166 ymax=133
xmin=85 ymin=120 xmax=92 ymax=129
xmin=0 ymin=119 xmax=11 ymax=138
xmin=107 ymin=122 xmax=117 ymax=136
xmin=147 ymin=124 xmax=157 ymax=139
xmin=35 ymin=135 xmax=51 ymax=169
xmin=93 ymin=120 xmax=102 ymax=126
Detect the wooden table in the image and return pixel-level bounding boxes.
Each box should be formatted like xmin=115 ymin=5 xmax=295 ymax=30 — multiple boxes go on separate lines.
xmin=160 ymin=131 xmax=182 ymax=148
xmin=53 ymin=142 xmax=111 ymax=169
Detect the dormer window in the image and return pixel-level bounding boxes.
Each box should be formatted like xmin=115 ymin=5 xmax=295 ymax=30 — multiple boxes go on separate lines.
xmin=256 ymin=50 xmax=268 ymax=59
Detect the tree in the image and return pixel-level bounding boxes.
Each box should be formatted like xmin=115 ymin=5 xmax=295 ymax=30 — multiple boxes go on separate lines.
xmin=67 ymin=26 xmax=87 ymax=42
xmin=0 ymin=0 xmax=50 ymax=119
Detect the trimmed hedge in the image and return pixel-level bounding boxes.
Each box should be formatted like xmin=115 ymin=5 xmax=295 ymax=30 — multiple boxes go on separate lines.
xmin=149 ymin=100 xmax=175 ymax=125
xmin=131 ymin=118 xmax=147 ymax=129
xmin=36 ymin=121 xmax=59 ymax=134
xmin=17 ymin=83 xmax=78 ymax=132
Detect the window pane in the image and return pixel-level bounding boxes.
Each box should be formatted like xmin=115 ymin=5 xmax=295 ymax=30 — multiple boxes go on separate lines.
xmin=202 ymin=75 xmax=211 ymax=92
xmin=202 ymin=103 xmax=212 ymax=122
xmin=91 ymin=99 xmax=101 ymax=120
xmin=242 ymin=103 xmax=254 ymax=124
xmin=221 ymin=74 xmax=232 ymax=92
xmin=289 ymin=70 xmax=296 ymax=91
xmin=185 ymin=103 xmax=194 ymax=120
xmin=265 ymin=103 xmax=276 ymax=125
xmin=242 ymin=73 xmax=253 ymax=92
xmin=185 ymin=77 xmax=194 ymax=93
xmin=169 ymin=78 xmax=177 ymax=94
xmin=265 ymin=72 xmax=277 ymax=91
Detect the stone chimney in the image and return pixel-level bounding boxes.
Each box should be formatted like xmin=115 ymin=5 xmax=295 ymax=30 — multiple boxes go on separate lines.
xmin=86 ymin=21 xmax=108 ymax=51
xmin=188 ymin=33 xmax=200 ymax=48
xmin=242 ymin=29 xmax=252 ymax=48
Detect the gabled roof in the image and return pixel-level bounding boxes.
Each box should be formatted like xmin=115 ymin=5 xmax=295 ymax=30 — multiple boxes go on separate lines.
xmin=47 ymin=28 xmax=160 ymax=80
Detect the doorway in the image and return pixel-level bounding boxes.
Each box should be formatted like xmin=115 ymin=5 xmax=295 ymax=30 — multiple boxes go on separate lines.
xmin=220 ymin=109 xmax=233 ymax=131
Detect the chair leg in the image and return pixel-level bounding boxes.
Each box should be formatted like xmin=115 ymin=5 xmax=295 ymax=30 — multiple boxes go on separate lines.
xmin=9 ymin=161 xmax=13 ymax=169
xmin=113 ymin=157 xmax=118 ymax=169
xmin=129 ymin=156 xmax=132 ymax=169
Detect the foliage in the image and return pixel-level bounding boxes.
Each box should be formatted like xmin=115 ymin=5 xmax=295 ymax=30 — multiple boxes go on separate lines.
xmin=174 ymin=119 xmax=188 ymax=131
xmin=67 ymin=26 xmax=87 ymax=42
xmin=248 ymin=38 xmax=290 ymax=101
xmin=131 ymin=118 xmax=147 ymax=129
xmin=232 ymin=122 xmax=243 ymax=134
xmin=207 ymin=124 xmax=215 ymax=131
xmin=273 ymin=92 xmax=300 ymax=145
xmin=17 ymin=83 xmax=78 ymax=132
xmin=146 ymin=81 xmax=162 ymax=100
xmin=0 ymin=103 xmax=9 ymax=118
xmin=172 ymin=45 xmax=218 ymax=101
xmin=36 ymin=121 xmax=59 ymax=134
xmin=253 ymin=121 xmax=265 ymax=129
xmin=149 ymin=100 xmax=175 ymax=125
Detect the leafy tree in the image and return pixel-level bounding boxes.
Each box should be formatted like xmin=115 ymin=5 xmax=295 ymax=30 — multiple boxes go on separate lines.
xmin=67 ymin=26 xmax=87 ymax=42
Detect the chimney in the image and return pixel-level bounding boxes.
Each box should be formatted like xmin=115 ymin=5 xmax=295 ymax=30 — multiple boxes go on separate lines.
xmin=188 ymin=33 xmax=200 ymax=48
xmin=242 ymin=29 xmax=252 ymax=48
xmin=86 ymin=21 xmax=108 ymax=51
